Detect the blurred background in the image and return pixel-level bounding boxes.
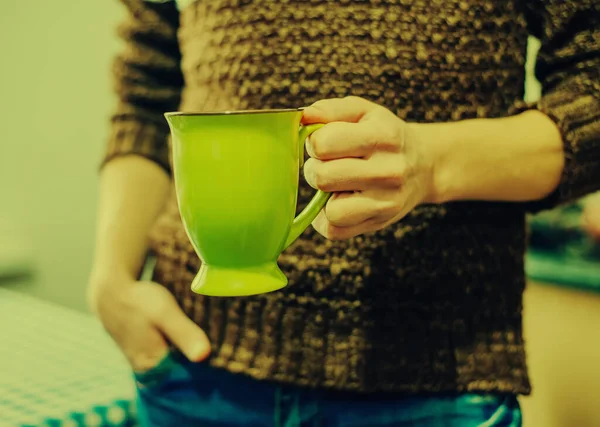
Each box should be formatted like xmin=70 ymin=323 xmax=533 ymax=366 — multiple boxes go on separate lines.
xmin=0 ymin=2 xmax=598 ymax=426
xmin=0 ymin=2 xmax=121 ymax=309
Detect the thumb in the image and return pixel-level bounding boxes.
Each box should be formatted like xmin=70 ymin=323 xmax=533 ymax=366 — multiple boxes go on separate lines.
xmin=152 ymin=297 xmax=211 ymax=362
xmin=301 ymin=96 xmax=377 ymax=125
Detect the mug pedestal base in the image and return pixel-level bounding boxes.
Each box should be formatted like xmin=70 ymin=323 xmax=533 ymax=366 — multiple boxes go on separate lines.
xmin=191 ymin=262 xmax=288 ymax=297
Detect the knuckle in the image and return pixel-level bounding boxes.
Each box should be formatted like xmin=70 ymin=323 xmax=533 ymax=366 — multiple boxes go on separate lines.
xmin=384 ymin=202 xmax=401 ymax=216
xmin=344 ymin=95 xmax=368 ymax=106
xmin=387 ymin=169 xmax=404 ymax=186
xmin=325 ymin=203 xmax=344 ymax=226
xmin=384 ymin=125 xmax=402 ymax=144
xmin=326 ymin=226 xmax=346 ymax=241
xmin=312 ymin=167 xmax=331 ymax=191
xmin=364 ymin=133 xmax=380 ymax=152
xmin=377 ymin=122 xmax=403 ymax=148
xmin=372 ymin=115 xmax=404 ymax=146
xmin=374 ymin=221 xmax=389 ymax=232
xmin=386 ymin=158 xmax=407 ymax=186
xmin=310 ymin=132 xmax=329 ymax=159
xmin=312 ymin=99 xmax=329 ymax=109
xmin=370 ymin=169 xmax=402 ymax=187
xmin=375 ymin=204 xmax=398 ymax=221
xmin=394 ymin=160 xmax=408 ymax=183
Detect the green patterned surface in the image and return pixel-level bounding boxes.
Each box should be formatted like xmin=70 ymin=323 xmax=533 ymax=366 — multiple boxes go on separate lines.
xmin=0 ymin=288 xmax=137 ymax=427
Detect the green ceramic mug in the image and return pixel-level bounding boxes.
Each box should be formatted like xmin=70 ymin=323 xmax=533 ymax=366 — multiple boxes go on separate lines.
xmin=164 ymin=109 xmax=330 ymax=297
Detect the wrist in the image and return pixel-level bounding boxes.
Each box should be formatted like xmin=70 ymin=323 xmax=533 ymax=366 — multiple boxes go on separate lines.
xmin=89 ymin=257 xmax=139 ymax=284
xmin=88 ymin=264 xmax=138 ymax=311
xmin=415 ymin=111 xmax=564 ymax=205
xmin=90 ymin=240 xmax=148 ymax=288
xmin=410 ymin=121 xmax=461 ymax=205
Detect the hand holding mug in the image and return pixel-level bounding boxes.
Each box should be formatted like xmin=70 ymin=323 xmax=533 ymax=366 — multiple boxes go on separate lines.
xmin=302 ymin=96 xmax=437 ymax=240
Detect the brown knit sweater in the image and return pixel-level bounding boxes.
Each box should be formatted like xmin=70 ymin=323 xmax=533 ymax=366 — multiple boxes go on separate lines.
xmin=105 ymin=0 xmax=600 ymax=394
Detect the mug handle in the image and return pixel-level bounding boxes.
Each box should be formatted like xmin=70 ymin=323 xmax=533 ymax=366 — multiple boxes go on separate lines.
xmin=283 ymin=123 xmax=332 ymax=249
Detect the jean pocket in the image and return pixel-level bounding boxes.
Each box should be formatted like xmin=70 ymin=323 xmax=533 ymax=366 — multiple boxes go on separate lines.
xmin=133 ymin=351 xmax=179 ymax=389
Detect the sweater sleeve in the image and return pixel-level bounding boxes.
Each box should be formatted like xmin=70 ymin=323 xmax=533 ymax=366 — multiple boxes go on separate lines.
xmin=514 ymin=0 xmax=600 ymax=212
xmin=102 ymin=0 xmax=183 ymax=174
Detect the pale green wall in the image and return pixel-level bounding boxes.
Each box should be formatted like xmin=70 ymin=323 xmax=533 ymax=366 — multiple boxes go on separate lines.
xmin=0 ymin=2 xmax=542 ymax=312
xmin=0 ymin=2 xmax=124 ymax=311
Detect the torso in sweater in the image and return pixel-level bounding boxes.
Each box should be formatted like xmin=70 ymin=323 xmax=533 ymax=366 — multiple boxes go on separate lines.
xmin=146 ymin=0 xmax=533 ymax=394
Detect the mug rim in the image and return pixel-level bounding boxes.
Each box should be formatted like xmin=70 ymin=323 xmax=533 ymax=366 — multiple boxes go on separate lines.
xmin=165 ymin=108 xmax=303 ymax=117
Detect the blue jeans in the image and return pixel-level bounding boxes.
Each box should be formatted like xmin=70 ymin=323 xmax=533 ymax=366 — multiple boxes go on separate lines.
xmin=134 ymin=352 xmax=522 ymax=427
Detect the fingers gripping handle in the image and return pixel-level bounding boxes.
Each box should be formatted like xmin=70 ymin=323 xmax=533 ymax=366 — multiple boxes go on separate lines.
xmin=284 ymin=124 xmax=331 ymax=249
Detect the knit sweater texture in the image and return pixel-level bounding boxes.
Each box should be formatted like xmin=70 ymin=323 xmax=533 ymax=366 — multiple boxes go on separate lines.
xmin=104 ymin=0 xmax=600 ymax=394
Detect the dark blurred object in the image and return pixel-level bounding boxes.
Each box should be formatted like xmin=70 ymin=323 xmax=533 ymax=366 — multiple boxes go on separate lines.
xmin=527 ymin=196 xmax=600 ymax=291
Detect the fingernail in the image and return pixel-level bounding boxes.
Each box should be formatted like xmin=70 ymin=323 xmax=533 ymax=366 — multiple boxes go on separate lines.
xmin=190 ymin=342 xmax=210 ymax=361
